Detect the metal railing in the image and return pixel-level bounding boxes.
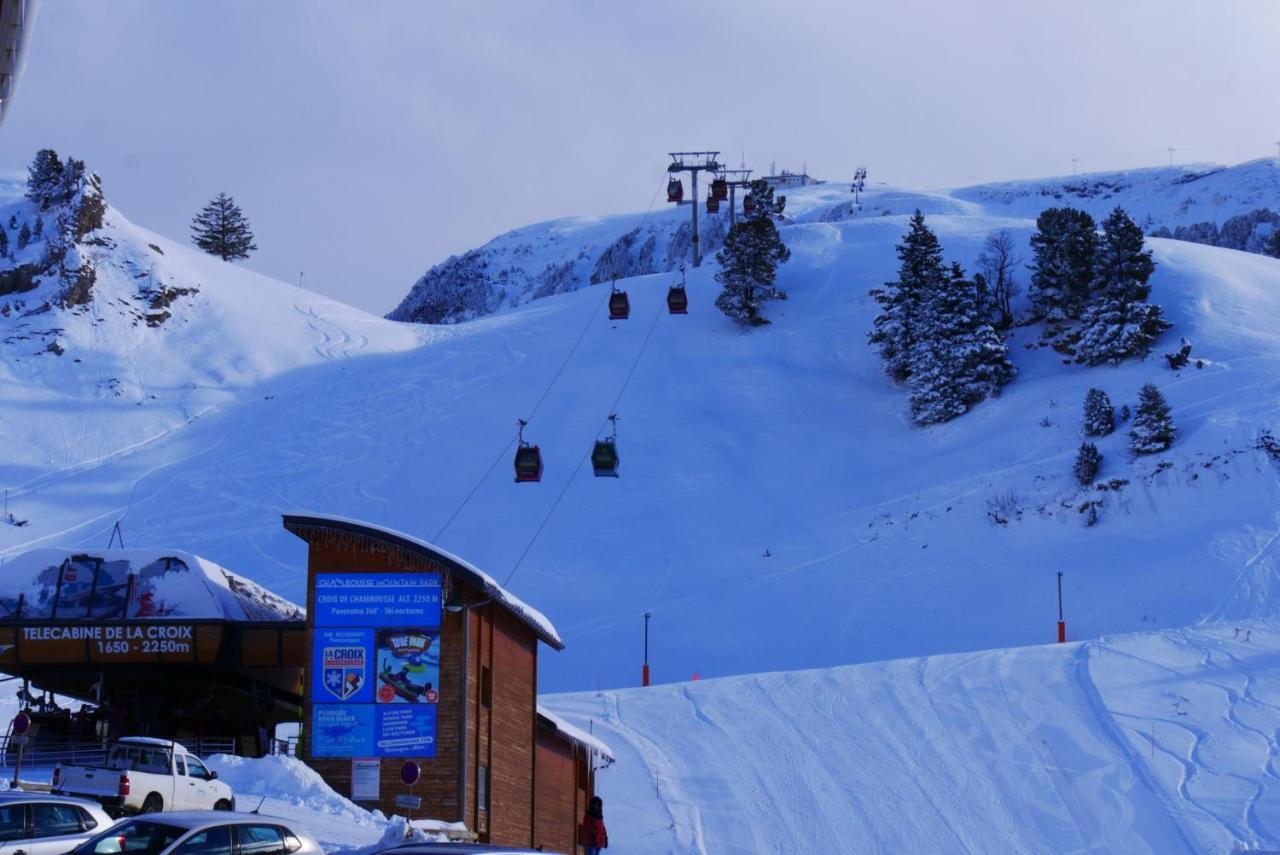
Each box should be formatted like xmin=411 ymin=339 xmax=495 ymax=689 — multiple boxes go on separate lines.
xmin=0 ymin=735 xmax=240 ymax=768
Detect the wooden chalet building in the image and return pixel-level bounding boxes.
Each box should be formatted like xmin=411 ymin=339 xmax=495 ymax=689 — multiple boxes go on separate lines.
xmin=285 ymin=514 xmax=612 ymax=849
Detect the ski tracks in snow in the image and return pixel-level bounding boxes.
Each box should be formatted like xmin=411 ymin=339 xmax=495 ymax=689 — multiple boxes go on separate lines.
xmin=295 ymin=303 xmax=370 ymax=362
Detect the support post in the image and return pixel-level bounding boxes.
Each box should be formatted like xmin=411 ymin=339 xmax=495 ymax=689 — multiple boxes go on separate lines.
xmin=729 ymin=184 xmax=736 ymax=229
xmin=1057 ymin=571 xmax=1066 ymax=643
xmin=691 ymin=171 xmax=700 ymax=268
xmin=642 ymin=612 xmax=651 ymax=687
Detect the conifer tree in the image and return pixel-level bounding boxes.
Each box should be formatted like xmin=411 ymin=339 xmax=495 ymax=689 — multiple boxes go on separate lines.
xmin=190 ymin=192 xmax=258 ymax=262
xmin=1074 ymin=442 xmax=1101 ymax=485
xmin=1129 ymin=383 xmax=1176 ymax=454
xmin=1082 ymin=387 xmax=1114 ymax=436
xmin=907 ymin=262 xmax=1016 ymax=425
xmin=1266 ymin=229 xmax=1280 ymax=259
xmin=16 ymin=222 xmax=31 ymax=251
xmin=1076 ymin=207 xmax=1168 ymax=365
xmin=25 ymin=149 xmax=65 ymax=209
xmin=870 ymin=210 xmax=947 ymax=382
xmin=714 ymin=179 xmax=789 ymax=326
xmin=7 ymin=215 xmax=16 ymax=230
xmin=1028 ymin=207 xmax=1098 ymax=320
xmin=0 ymin=225 xmax=10 ymax=258
xmin=32 ymin=217 xmax=42 ymax=240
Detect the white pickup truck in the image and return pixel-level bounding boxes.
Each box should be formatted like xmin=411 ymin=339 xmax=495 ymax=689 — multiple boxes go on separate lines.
xmin=51 ymin=737 xmax=235 ymax=817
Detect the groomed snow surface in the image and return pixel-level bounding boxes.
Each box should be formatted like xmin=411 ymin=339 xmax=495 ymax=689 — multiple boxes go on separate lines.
xmin=547 ymin=619 xmax=1280 ymax=854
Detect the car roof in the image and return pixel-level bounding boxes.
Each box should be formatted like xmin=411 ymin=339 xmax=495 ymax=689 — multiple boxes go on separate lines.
xmin=381 ymin=845 xmax=560 ymax=854
xmin=116 ymin=737 xmax=186 ymax=750
xmin=120 ymin=812 xmax=299 ymax=830
xmin=0 ymin=792 xmax=109 ymax=809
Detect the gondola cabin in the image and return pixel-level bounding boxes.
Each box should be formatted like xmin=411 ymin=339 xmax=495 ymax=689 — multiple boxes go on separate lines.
xmin=608 ymin=289 xmax=630 ymax=320
xmin=514 ymin=445 xmax=543 ymax=482
xmin=591 ymin=438 xmax=619 ymax=478
xmin=711 ymin=178 xmax=728 ymax=201
xmin=666 ymin=178 xmax=683 ymax=204
xmin=705 ymin=194 xmax=720 ymax=214
xmin=667 ymin=284 xmax=688 ymax=314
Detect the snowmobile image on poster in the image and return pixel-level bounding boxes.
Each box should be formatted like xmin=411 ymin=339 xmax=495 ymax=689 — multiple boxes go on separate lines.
xmin=376 ymin=628 xmax=439 ymax=704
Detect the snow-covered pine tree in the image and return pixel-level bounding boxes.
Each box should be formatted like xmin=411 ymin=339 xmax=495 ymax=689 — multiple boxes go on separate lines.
xmin=870 ymin=210 xmax=947 ymax=382
xmin=1129 ymin=383 xmax=1176 ymax=455
xmin=16 ymin=222 xmax=30 ymax=250
xmin=7 ymin=215 xmax=16 ymax=230
xmin=190 ymin=192 xmax=258 ymax=262
xmin=1028 ymin=207 xmax=1098 ymax=320
xmin=32 ymin=217 xmax=42 ymax=240
xmin=1076 ymin=207 xmax=1169 ymax=365
xmin=907 ymin=262 xmax=1016 ymax=425
xmin=1266 ymin=229 xmax=1280 ymax=259
xmin=0 ymin=225 xmax=10 ymax=259
xmin=1074 ymin=442 xmax=1101 ymax=485
xmin=714 ymin=179 xmax=789 ymax=326
xmin=1082 ymin=387 xmax=1114 ymax=436
xmin=25 ymin=149 xmax=65 ymax=209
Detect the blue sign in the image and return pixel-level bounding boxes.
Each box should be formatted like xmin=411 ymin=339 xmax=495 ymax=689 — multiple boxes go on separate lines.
xmin=312 ymin=628 xmax=374 ymax=703
xmin=313 ymin=573 xmax=442 ymax=627
xmin=312 ymin=705 xmax=374 ymax=757
xmin=376 ymin=706 xmax=436 ymax=757
xmin=310 ymin=572 xmax=442 ymax=759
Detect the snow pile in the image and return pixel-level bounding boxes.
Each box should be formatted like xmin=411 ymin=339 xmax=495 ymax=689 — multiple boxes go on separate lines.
xmin=0 ymin=548 xmax=303 ymax=621
xmin=205 ymin=754 xmax=454 ymax=852
xmin=544 ymin=620 xmax=1280 ymax=854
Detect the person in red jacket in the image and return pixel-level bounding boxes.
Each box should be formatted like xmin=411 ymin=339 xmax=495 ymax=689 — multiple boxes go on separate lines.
xmin=578 ymin=795 xmax=608 ymax=854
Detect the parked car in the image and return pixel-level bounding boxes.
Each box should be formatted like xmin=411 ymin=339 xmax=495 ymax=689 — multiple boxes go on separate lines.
xmin=52 ymin=737 xmax=234 ymax=816
xmin=0 ymin=792 xmax=115 ymax=855
xmin=70 ymin=812 xmax=321 ymax=855
xmin=376 ymin=844 xmax=564 ymax=855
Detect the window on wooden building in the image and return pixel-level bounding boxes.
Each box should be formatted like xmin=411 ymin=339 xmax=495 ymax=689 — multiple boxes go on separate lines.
xmin=477 ymin=764 xmax=489 ymax=813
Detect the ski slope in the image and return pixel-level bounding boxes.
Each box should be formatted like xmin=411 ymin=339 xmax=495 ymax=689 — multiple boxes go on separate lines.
xmin=545 ymin=619 xmax=1280 ymax=854
xmin=1 ymin=168 xmax=1280 ymax=697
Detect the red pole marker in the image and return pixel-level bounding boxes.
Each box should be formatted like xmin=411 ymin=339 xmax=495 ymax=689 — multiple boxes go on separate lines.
xmin=1056 ymin=572 xmax=1066 ymax=644
xmin=1058 ymin=620 xmax=1066 ymax=644
xmin=642 ymin=664 xmax=650 ymax=687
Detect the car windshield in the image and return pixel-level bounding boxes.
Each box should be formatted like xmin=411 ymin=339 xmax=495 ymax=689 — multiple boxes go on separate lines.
xmin=75 ymin=820 xmax=185 ymax=855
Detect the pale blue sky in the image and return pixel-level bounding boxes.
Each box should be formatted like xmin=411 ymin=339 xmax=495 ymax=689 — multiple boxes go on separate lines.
xmin=2 ymin=0 xmax=1277 ymax=313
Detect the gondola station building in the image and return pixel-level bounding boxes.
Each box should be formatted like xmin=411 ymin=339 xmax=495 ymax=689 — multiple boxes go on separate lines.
xmin=286 ymin=514 xmax=611 ymax=851
xmin=0 ymin=516 xmax=610 ymax=852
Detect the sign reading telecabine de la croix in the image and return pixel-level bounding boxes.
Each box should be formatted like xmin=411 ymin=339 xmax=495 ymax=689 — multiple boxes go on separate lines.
xmin=310 ymin=573 xmax=442 ymax=759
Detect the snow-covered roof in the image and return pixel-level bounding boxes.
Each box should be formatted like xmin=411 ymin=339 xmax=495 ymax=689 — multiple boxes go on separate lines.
xmin=0 ymin=548 xmax=304 ymax=622
xmin=281 ymin=514 xmax=563 ymax=650
xmin=537 ymin=703 xmax=613 ymax=761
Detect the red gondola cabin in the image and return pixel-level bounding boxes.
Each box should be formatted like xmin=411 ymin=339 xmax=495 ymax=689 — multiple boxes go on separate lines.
xmin=514 ymin=444 xmax=543 ymax=482
xmin=609 ymin=289 xmax=630 ymax=320
xmin=667 ymin=284 xmax=688 ymax=314
xmin=667 ymin=178 xmax=683 ymax=204
xmin=711 ymin=178 xmax=728 ymax=201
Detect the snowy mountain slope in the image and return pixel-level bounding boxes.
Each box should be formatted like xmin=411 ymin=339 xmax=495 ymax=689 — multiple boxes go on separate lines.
xmin=544 ymin=619 xmax=1280 ymax=854
xmin=0 ymin=169 xmax=420 ymax=483
xmin=5 ymin=172 xmax=1280 ymax=696
xmin=389 ymin=160 xmax=1280 ymax=327
xmin=954 ymin=158 xmax=1280 ymax=239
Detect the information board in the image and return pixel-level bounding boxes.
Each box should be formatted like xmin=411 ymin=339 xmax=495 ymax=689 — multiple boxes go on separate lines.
xmin=310 ymin=573 xmax=441 ymax=758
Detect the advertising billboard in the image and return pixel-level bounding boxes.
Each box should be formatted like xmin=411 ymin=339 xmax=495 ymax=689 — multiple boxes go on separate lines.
xmin=310 ymin=573 xmax=441 ymax=758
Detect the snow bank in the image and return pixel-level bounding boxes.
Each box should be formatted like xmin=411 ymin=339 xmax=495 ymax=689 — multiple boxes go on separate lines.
xmin=205 ymin=755 xmax=452 ymax=852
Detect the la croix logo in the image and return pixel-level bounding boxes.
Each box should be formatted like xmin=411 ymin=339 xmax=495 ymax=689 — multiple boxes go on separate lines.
xmin=322 ymin=646 xmax=366 ymax=701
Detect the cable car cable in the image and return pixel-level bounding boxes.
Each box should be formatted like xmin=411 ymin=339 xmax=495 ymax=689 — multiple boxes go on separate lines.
xmin=432 ymin=174 xmax=669 ymax=542
xmin=503 ymin=294 xmax=667 ymax=587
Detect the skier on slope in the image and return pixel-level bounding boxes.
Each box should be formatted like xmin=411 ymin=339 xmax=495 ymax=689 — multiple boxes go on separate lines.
xmin=579 ymin=795 xmax=609 ymax=854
